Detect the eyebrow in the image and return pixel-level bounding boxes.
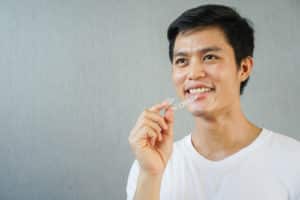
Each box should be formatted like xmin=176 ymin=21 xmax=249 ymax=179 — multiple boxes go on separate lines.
xmin=173 ymin=46 xmax=222 ymax=57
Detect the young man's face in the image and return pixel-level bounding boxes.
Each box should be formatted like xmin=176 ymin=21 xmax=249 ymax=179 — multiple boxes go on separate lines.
xmin=171 ymin=26 xmax=251 ymax=116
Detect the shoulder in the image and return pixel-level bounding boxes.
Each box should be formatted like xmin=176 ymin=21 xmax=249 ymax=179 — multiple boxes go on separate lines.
xmin=265 ymin=128 xmax=300 ymax=153
xmin=263 ymin=128 xmax=300 ymax=197
xmin=263 ymin=128 xmax=300 ymax=164
xmin=265 ymin=128 xmax=300 ymax=170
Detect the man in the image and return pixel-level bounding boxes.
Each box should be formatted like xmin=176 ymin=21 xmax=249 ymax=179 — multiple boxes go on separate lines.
xmin=127 ymin=4 xmax=300 ymax=200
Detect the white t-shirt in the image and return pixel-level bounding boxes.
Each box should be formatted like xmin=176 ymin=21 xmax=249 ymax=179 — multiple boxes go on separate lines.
xmin=126 ymin=128 xmax=300 ymax=200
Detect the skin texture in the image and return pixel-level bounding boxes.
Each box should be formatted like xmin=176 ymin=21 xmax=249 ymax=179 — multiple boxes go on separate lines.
xmin=128 ymin=101 xmax=174 ymax=200
xmin=129 ymin=102 xmax=174 ymax=175
xmin=128 ymin=26 xmax=261 ymax=200
xmin=172 ymin=26 xmax=261 ymax=161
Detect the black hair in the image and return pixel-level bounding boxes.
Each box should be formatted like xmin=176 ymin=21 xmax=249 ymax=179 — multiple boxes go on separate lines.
xmin=167 ymin=4 xmax=254 ymax=95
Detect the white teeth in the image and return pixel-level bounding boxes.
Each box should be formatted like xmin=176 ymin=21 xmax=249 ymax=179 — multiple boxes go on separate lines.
xmin=189 ymin=87 xmax=211 ymax=94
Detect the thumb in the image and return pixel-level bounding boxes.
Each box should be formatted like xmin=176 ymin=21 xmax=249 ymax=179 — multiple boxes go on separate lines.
xmin=164 ymin=107 xmax=174 ymax=135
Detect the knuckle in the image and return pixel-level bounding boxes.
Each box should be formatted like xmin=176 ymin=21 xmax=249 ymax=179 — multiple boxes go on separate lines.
xmin=141 ymin=126 xmax=148 ymax=133
xmin=142 ymin=121 xmax=149 ymax=128
xmin=141 ymin=110 xmax=149 ymax=117
xmin=140 ymin=117 xmax=145 ymax=122
xmin=157 ymin=117 xmax=166 ymax=126
xmin=157 ymin=117 xmax=164 ymax=124
xmin=155 ymin=124 xmax=162 ymax=131
xmin=148 ymin=131 xmax=156 ymax=138
xmin=140 ymin=112 xmax=146 ymax=118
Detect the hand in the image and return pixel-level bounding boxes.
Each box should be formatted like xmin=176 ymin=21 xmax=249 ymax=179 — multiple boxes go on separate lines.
xmin=128 ymin=100 xmax=174 ymax=175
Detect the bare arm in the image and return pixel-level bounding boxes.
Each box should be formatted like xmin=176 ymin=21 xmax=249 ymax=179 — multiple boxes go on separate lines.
xmin=134 ymin=171 xmax=163 ymax=200
xmin=128 ymin=101 xmax=174 ymax=200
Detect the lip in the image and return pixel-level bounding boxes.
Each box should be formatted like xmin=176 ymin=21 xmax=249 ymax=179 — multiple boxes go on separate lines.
xmin=184 ymin=88 xmax=213 ymax=103
xmin=184 ymin=82 xmax=214 ymax=94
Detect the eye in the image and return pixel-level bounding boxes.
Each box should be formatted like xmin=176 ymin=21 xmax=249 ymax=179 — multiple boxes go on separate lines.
xmin=203 ymin=54 xmax=218 ymax=61
xmin=174 ymin=58 xmax=188 ymax=66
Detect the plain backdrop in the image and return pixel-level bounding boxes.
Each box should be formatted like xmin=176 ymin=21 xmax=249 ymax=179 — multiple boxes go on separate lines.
xmin=0 ymin=0 xmax=299 ymax=199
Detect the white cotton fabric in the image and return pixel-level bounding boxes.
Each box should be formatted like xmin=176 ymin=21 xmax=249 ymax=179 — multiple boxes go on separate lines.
xmin=126 ymin=128 xmax=300 ymax=200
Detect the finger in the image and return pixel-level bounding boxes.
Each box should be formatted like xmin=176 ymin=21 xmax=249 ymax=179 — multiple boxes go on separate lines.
xmin=149 ymin=101 xmax=171 ymax=113
xmin=143 ymin=125 xmax=162 ymax=143
xmin=144 ymin=126 xmax=158 ymax=146
xmin=163 ymin=107 xmax=174 ymax=137
xmin=164 ymin=106 xmax=174 ymax=124
xmin=143 ymin=120 xmax=163 ymax=141
xmin=142 ymin=110 xmax=168 ymax=130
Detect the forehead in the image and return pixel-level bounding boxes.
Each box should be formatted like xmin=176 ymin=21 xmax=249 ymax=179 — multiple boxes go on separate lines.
xmin=173 ymin=26 xmax=231 ymax=54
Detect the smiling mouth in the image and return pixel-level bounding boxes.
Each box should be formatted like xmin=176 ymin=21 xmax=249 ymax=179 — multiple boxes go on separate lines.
xmin=185 ymin=87 xmax=215 ymax=95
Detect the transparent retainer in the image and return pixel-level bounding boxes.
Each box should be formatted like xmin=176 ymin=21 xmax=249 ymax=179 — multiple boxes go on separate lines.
xmin=165 ymin=95 xmax=197 ymax=111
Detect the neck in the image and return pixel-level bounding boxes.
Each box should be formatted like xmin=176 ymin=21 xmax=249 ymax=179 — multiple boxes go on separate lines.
xmin=191 ymin=103 xmax=261 ymax=161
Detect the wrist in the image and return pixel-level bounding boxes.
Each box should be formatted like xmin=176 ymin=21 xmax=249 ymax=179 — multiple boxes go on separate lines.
xmin=140 ymin=169 xmax=164 ymax=179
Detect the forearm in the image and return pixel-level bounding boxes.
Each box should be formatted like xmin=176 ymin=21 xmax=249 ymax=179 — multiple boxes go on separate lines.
xmin=134 ymin=171 xmax=163 ymax=200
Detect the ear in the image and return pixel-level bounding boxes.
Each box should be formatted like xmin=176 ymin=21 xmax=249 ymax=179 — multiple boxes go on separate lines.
xmin=238 ymin=56 xmax=253 ymax=82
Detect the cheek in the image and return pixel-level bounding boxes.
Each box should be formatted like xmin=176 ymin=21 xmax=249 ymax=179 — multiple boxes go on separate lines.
xmin=205 ymin=64 xmax=222 ymax=82
xmin=172 ymin=70 xmax=187 ymax=96
xmin=172 ymin=70 xmax=187 ymax=86
xmin=208 ymin=63 xmax=240 ymax=93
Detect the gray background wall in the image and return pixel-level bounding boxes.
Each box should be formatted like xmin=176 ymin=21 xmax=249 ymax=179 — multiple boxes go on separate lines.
xmin=0 ymin=0 xmax=299 ymax=199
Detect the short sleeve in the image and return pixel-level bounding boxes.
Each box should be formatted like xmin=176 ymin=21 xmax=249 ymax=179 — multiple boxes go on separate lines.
xmin=126 ymin=160 xmax=140 ymax=200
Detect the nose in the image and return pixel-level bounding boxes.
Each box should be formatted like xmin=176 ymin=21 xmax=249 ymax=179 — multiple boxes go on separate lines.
xmin=187 ymin=57 xmax=206 ymax=80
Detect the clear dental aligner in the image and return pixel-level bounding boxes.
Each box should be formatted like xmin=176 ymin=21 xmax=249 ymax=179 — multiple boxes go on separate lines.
xmin=166 ymin=95 xmax=197 ymax=111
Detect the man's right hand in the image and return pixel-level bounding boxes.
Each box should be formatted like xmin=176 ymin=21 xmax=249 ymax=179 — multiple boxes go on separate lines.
xmin=128 ymin=100 xmax=174 ymax=175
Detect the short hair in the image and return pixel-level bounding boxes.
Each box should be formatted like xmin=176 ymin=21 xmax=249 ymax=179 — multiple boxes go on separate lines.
xmin=167 ymin=4 xmax=254 ymax=95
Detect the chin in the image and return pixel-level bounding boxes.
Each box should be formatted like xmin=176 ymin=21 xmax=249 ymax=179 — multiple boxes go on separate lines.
xmin=187 ymin=103 xmax=216 ymax=118
xmin=187 ymin=106 xmax=206 ymax=116
xmin=190 ymin=109 xmax=217 ymax=120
